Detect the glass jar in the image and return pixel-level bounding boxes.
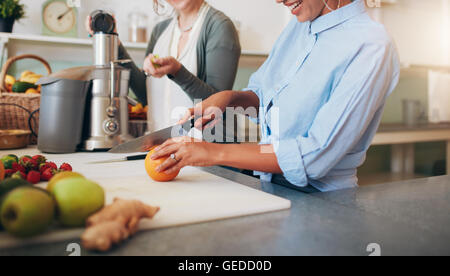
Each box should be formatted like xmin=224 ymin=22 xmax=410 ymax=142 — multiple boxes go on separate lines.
xmin=128 ymin=12 xmax=149 ymax=43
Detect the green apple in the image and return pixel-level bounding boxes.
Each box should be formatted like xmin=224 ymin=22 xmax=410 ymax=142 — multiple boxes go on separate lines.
xmin=52 ymin=178 xmax=105 ymax=227
xmin=47 ymin=171 xmax=85 ymax=194
xmin=1 ymin=187 xmax=55 ymax=237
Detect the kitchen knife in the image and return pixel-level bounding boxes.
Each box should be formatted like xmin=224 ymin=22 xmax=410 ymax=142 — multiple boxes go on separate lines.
xmin=108 ymin=118 xmax=196 ymax=154
xmin=87 ymin=154 xmax=148 ymax=164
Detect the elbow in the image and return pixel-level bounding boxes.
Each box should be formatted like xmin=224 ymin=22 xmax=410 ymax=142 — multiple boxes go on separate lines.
xmin=305 ymin=164 xmax=332 ymax=180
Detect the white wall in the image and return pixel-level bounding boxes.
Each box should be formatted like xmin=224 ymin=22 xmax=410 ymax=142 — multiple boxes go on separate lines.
xmin=13 ymin=0 xmax=290 ymax=53
xmin=374 ymin=0 xmax=450 ymax=66
xmin=13 ymin=0 xmax=450 ymax=66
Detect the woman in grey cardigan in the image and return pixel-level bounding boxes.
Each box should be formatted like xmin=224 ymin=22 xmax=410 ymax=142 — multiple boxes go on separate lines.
xmin=88 ymin=0 xmax=241 ymax=131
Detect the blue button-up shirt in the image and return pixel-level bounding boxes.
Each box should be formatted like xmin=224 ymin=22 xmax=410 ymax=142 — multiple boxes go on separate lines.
xmin=245 ymin=0 xmax=400 ymax=192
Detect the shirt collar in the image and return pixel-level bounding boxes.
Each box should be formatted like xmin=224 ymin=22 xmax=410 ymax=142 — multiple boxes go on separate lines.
xmin=310 ymin=0 xmax=367 ymax=35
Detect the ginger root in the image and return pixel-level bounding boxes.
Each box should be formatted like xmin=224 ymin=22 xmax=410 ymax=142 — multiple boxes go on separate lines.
xmin=81 ymin=198 xmax=160 ymax=252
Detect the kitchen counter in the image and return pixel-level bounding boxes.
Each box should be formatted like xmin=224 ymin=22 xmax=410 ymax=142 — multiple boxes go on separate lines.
xmin=1 ymin=160 xmax=449 ymax=256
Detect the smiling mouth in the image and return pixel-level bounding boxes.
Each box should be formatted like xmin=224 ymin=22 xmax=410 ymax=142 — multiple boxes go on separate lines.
xmin=286 ymin=0 xmax=303 ymax=12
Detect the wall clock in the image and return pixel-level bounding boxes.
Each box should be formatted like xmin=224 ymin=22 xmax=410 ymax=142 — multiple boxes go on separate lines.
xmin=42 ymin=0 xmax=78 ymax=37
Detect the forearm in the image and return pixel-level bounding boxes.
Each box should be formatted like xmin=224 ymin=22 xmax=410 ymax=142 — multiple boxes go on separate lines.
xmin=118 ymin=44 xmax=148 ymax=105
xmin=169 ymin=65 xmax=217 ymax=101
xmin=229 ymin=90 xmax=260 ymax=110
xmin=213 ymin=143 xmax=282 ymax=174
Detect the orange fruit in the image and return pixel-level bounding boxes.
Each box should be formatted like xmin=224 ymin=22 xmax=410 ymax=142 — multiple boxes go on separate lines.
xmin=0 ymin=161 xmax=5 ymax=181
xmin=145 ymin=149 xmax=179 ymax=182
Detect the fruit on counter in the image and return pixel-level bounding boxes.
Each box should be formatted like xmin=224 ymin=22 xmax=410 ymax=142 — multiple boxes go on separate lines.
xmin=1 ymin=155 xmax=18 ymax=170
xmin=39 ymin=161 xmax=57 ymax=173
xmin=26 ymin=171 xmax=41 ymax=185
xmin=1 ymin=154 xmax=74 ymax=184
xmin=51 ymin=178 xmax=105 ymax=227
xmin=5 ymin=71 xmax=42 ymax=93
xmin=0 ymin=178 xmax=33 ymax=227
xmin=0 ymin=162 xmax=4 ymax=181
xmin=5 ymin=75 xmax=16 ymax=92
xmin=59 ymin=163 xmax=72 ymax=172
xmin=19 ymin=156 xmax=37 ymax=171
xmin=81 ymin=198 xmax=160 ymax=252
xmin=19 ymin=71 xmax=43 ymax=85
xmin=32 ymin=155 xmax=47 ymax=165
xmin=128 ymin=102 xmax=148 ymax=120
xmin=25 ymin=88 xmax=39 ymax=94
xmin=41 ymin=168 xmax=56 ymax=181
xmin=145 ymin=149 xmax=180 ymax=182
xmin=47 ymin=171 xmax=85 ymax=194
xmin=0 ymin=187 xmax=55 ymax=238
xmin=12 ymin=162 xmax=26 ymax=174
xmin=11 ymin=171 xmax=26 ymax=180
xmin=12 ymin=82 xmax=38 ymax=93
xmin=0 ymin=178 xmax=30 ymax=198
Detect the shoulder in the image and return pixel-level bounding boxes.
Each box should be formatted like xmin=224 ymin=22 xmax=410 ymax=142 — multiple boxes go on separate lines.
xmin=202 ymin=7 xmax=240 ymax=50
xmin=342 ymin=14 xmax=394 ymax=50
xmin=204 ymin=7 xmax=235 ymax=30
xmin=203 ymin=7 xmax=238 ymax=39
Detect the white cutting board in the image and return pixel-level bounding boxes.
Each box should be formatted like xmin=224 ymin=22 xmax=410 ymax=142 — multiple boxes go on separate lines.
xmin=0 ymin=148 xmax=291 ymax=248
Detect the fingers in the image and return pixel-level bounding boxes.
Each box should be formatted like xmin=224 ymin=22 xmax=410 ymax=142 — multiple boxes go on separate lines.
xmin=143 ymin=54 xmax=158 ymax=76
xmin=143 ymin=56 xmax=179 ymax=78
xmin=156 ymin=155 xmax=181 ymax=173
xmin=85 ymin=16 xmax=93 ymax=36
xmin=151 ymin=143 xmax=179 ymax=160
xmin=194 ymin=114 xmax=215 ymax=129
xmin=164 ymin=161 xmax=185 ymax=175
xmin=178 ymin=108 xmax=194 ymax=124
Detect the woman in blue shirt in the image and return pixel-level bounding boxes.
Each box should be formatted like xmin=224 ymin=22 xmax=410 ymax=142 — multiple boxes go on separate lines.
xmin=151 ymin=0 xmax=400 ymax=192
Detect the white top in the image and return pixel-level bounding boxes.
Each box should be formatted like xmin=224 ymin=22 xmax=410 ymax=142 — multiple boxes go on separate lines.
xmin=146 ymin=2 xmax=210 ymax=132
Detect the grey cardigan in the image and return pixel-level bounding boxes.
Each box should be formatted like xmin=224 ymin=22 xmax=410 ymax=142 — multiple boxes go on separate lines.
xmin=119 ymin=7 xmax=241 ymax=106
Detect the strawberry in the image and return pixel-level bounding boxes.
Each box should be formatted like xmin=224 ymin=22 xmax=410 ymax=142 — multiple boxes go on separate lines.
xmin=59 ymin=163 xmax=72 ymax=172
xmin=47 ymin=162 xmax=57 ymax=170
xmin=27 ymin=171 xmax=41 ymax=184
xmin=19 ymin=156 xmax=38 ymax=171
xmin=12 ymin=162 xmax=26 ymax=174
xmin=39 ymin=162 xmax=57 ymax=173
xmin=11 ymin=171 xmax=26 ymax=180
xmin=5 ymin=169 xmax=15 ymax=178
xmin=32 ymin=155 xmax=47 ymax=166
xmin=41 ymin=168 xmax=56 ymax=181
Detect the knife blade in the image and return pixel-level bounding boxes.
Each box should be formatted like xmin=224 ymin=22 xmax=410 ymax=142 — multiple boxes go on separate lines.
xmin=87 ymin=154 xmax=148 ymax=164
xmin=108 ymin=118 xmax=196 ymax=154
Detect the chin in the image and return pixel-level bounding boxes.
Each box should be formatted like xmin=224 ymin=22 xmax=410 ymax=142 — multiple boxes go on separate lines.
xmin=295 ymin=11 xmax=314 ymax=22
xmin=295 ymin=14 xmax=310 ymax=22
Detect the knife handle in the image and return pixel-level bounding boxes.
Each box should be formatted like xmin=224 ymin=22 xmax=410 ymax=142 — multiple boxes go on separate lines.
xmin=126 ymin=154 xmax=148 ymax=161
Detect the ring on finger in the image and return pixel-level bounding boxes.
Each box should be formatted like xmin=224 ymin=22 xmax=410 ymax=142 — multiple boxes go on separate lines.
xmin=170 ymin=153 xmax=179 ymax=162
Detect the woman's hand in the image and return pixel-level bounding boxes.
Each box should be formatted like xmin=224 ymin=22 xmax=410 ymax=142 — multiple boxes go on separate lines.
xmin=85 ymin=16 xmax=94 ymax=36
xmin=151 ymin=137 xmax=220 ymax=174
xmin=143 ymin=55 xmax=182 ymax=78
xmin=84 ymin=15 xmax=118 ymax=37
xmin=179 ymin=90 xmax=236 ymax=129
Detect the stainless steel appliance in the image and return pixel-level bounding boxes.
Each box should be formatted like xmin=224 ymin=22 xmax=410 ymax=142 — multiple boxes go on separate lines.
xmin=82 ymin=10 xmax=134 ymax=151
xmin=38 ymin=10 xmax=133 ymax=153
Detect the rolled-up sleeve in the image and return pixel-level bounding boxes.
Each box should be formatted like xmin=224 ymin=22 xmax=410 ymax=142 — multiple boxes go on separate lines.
xmin=274 ymin=42 xmax=400 ymax=186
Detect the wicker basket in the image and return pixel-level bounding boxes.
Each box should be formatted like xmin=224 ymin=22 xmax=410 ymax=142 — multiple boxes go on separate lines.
xmin=0 ymin=55 xmax=52 ymax=142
